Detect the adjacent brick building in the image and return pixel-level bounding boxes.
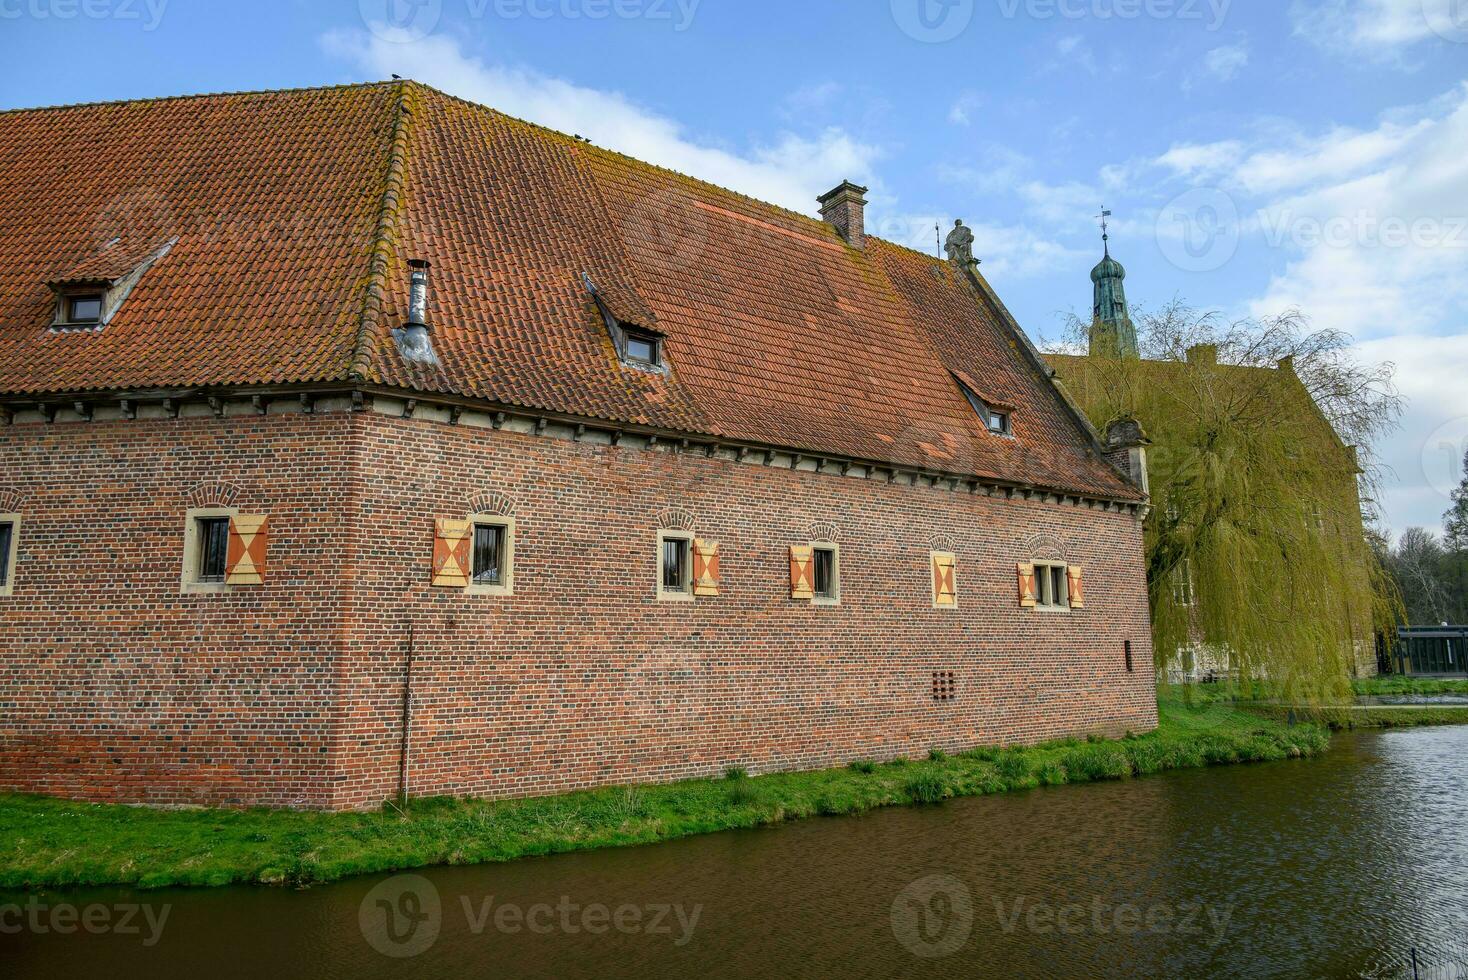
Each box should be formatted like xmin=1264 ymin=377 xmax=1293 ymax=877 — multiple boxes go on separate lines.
xmin=0 ymin=81 xmax=1156 ymax=810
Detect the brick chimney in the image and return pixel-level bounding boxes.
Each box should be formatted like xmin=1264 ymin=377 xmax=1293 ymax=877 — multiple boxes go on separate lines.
xmin=817 ymin=180 xmax=868 ymax=249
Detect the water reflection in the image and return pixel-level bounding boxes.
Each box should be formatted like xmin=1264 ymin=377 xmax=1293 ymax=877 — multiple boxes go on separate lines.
xmin=4 ymin=727 xmax=1468 ymax=979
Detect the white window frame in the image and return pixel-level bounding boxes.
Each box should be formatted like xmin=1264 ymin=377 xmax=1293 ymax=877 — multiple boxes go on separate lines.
xmin=656 ymin=529 xmax=694 ymax=602
xmin=465 ymin=514 xmax=516 ymax=597
xmin=1033 ymin=561 xmax=1070 ymax=611
xmin=181 ymin=506 xmax=239 ymax=594
xmin=0 ymin=513 xmax=20 ymax=597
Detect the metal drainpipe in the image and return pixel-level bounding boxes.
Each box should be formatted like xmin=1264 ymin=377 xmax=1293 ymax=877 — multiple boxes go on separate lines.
xmin=399 ymin=619 xmax=416 ymax=807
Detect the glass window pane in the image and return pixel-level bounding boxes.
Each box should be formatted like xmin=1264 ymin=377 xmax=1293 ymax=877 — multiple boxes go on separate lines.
xmin=663 ymin=538 xmax=687 ymax=591
xmin=198 ymin=517 xmax=229 ymax=582
xmin=473 ymin=524 xmax=503 ymax=584
xmin=813 ymin=549 xmax=833 ymax=597
xmin=69 ymin=296 xmax=102 ymax=322
xmin=626 ymin=334 xmax=656 ymax=363
xmin=0 ymin=522 xmax=11 ymax=586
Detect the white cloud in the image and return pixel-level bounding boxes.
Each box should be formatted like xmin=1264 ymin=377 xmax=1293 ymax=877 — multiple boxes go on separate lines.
xmin=1290 ymin=0 xmax=1462 ymax=54
xmin=948 ymin=91 xmax=984 ymax=127
xmin=1354 ymin=333 xmax=1468 ymax=536
xmin=321 ymin=30 xmax=884 ymax=216
xmin=1203 ymin=41 xmax=1250 ymax=81
xmin=1156 ymin=140 xmax=1246 ymax=178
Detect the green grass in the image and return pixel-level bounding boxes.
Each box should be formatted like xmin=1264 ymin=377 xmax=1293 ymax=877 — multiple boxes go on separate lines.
xmin=1351 ymin=676 xmax=1468 ymax=697
xmin=0 ymin=695 xmax=1328 ymax=892
xmin=1251 ymin=703 xmax=1468 ymax=731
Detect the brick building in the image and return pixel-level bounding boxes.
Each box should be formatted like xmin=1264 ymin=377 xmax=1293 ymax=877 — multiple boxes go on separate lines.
xmin=0 ymin=82 xmax=1156 ymax=810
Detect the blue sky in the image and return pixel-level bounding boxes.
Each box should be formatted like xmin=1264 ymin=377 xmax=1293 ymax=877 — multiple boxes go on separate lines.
xmin=3 ymin=0 xmax=1466 ymax=536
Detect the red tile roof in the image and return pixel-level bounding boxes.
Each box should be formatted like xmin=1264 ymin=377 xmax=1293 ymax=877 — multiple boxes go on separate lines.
xmin=0 ymin=81 xmax=1140 ymax=501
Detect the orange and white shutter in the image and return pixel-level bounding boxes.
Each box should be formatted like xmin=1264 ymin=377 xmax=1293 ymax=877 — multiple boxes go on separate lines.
xmin=789 ymin=545 xmax=814 ymax=600
xmin=432 ymin=518 xmax=472 ymax=587
xmin=693 ymin=539 xmax=721 ymax=596
xmin=1067 ymin=566 xmax=1085 ymax=609
xmin=224 ymin=515 xmax=269 ymax=586
xmin=932 ymin=552 xmax=957 ymax=608
xmin=1016 ymin=562 xmax=1037 ymax=608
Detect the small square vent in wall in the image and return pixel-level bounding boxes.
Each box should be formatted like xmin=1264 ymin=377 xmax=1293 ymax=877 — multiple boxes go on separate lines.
xmin=931 ymin=671 xmax=956 ymax=702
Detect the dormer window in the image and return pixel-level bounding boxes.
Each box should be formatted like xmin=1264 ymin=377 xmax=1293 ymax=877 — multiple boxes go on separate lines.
xmin=582 ymin=272 xmax=667 ymax=374
xmin=65 ymin=293 xmax=104 ymax=324
xmin=46 ymin=235 xmax=176 ymax=333
xmin=623 ymin=328 xmax=661 ymax=367
xmin=952 ymin=371 xmax=1014 ymax=438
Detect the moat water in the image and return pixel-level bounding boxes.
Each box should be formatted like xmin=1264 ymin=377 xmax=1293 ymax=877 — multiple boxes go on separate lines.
xmin=5 ymin=726 xmax=1468 ymax=979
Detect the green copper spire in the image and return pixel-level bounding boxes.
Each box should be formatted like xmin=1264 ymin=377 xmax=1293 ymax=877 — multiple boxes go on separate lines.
xmin=1089 ymin=210 xmax=1139 ymax=359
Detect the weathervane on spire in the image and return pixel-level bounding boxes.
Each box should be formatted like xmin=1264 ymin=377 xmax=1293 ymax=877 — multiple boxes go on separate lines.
xmin=1097 ymin=207 xmax=1112 ymax=257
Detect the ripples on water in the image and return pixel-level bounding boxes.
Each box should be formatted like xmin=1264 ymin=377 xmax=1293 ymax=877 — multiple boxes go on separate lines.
xmin=4 ymin=727 xmax=1468 ymax=980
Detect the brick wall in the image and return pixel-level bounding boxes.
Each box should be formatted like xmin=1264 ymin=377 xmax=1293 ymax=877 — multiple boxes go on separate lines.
xmin=0 ymin=409 xmax=1158 ymax=811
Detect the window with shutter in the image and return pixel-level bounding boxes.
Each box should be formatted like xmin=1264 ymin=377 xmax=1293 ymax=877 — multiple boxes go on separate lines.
xmin=931 ymin=551 xmax=957 ymax=608
xmin=1016 ymin=562 xmax=1037 ymax=608
xmin=224 ymin=514 xmax=269 ymax=586
xmin=432 ymin=518 xmax=472 ymax=588
xmin=657 ymin=530 xmax=694 ymax=601
xmin=465 ymin=515 xmax=516 ymax=596
xmin=789 ymin=544 xmax=814 ymax=600
xmin=1066 ymin=565 xmax=1085 ymax=609
xmin=692 ymin=539 xmax=721 ymax=596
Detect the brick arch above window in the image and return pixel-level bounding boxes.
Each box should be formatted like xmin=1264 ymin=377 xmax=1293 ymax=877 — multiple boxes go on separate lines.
xmin=0 ymin=488 xmax=25 ymax=512
xmin=927 ymin=532 xmax=957 ymax=553
xmin=656 ymin=507 xmax=698 ymax=532
xmin=467 ymin=490 xmax=516 ymax=517
xmin=809 ymin=521 xmax=841 ymax=543
xmin=185 ymin=480 xmax=243 ymax=509
xmin=1021 ymin=533 xmax=1070 ymax=563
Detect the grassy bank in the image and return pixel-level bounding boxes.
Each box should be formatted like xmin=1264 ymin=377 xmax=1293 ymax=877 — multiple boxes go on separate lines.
xmin=1251 ymin=703 xmax=1468 ymax=730
xmin=1352 ymin=676 xmax=1468 ymax=697
xmin=0 ymin=696 xmax=1326 ymax=892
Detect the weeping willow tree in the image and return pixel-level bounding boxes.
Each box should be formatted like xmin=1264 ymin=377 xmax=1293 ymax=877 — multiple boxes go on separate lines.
xmin=1046 ymin=303 xmax=1402 ymax=700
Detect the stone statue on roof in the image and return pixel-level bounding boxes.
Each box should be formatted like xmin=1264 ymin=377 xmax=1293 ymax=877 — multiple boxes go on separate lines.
xmin=944 ymin=219 xmax=976 ymax=266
